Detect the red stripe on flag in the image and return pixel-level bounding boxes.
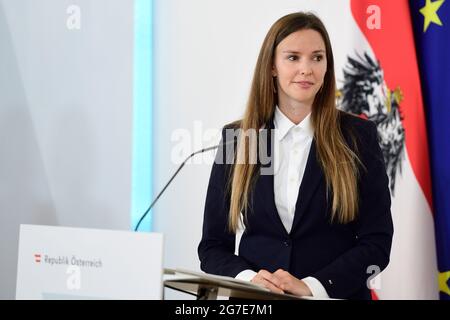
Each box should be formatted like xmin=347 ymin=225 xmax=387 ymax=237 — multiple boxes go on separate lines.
xmin=350 ymin=0 xmax=433 ymax=211
xmin=371 ymin=290 xmax=379 ymax=300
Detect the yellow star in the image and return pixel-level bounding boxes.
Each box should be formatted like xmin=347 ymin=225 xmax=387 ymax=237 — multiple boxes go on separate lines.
xmin=420 ymin=0 xmax=445 ymax=32
xmin=438 ymin=270 xmax=450 ymax=296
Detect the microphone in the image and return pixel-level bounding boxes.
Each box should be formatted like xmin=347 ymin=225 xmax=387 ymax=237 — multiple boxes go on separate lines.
xmin=133 ymin=139 xmax=235 ymax=232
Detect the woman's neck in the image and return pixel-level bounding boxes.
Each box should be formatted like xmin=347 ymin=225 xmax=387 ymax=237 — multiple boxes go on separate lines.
xmin=278 ymin=102 xmax=312 ymax=125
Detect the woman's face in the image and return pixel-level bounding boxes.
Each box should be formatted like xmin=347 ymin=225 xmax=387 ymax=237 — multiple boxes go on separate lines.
xmin=272 ymin=29 xmax=327 ymax=108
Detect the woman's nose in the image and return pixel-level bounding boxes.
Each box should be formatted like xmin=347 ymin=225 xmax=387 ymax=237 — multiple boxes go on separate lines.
xmin=301 ymin=69 xmax=312 ymax=76
xmin=299 ymin=62 xmax=313 ymax=76
xmin=300 ymin=69 xmax=312 ymax=76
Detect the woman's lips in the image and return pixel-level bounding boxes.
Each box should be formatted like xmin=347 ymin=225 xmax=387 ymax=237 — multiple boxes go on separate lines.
xmin=293 ymin=81 xmax=314 ymax=89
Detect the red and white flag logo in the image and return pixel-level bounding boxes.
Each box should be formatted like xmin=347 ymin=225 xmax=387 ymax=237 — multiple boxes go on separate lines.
xmin=34 ymin=254 xmax=41 ymax=263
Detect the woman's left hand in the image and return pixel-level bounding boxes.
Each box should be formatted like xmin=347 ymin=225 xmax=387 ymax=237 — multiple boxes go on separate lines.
xmin=271 ymin=269 xmax=313 ymax=297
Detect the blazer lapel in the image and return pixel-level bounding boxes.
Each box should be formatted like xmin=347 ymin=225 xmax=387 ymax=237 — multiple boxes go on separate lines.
xmin=291 ymin=140 xmax=324 ymax=232
xmin=254 ymin=119 xmax=289 ymax=236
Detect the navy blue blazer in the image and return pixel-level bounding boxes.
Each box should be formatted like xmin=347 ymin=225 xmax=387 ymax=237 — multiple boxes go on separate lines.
xmin=198 ymin=111 xmax=394 ymax=299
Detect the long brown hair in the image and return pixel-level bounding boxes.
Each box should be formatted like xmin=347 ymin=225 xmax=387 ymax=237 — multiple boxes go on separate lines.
xmin=228 ymin=12 xmax=361 ymax=233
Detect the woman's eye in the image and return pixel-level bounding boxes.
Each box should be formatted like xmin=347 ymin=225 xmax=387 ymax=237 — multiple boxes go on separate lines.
xmin=288 ymin=55 xmax=298 ymax=61
xmin=313 ymin=55 xmax=324 ymax=62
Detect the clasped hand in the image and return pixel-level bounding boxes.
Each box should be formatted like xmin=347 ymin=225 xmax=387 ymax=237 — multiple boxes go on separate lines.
xmin=251 ymin=269 xmax=312 ymax=297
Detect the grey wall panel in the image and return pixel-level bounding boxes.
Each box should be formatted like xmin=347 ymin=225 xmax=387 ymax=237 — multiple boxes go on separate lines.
xmin=0 ymin=0 xmax=134 ymax=299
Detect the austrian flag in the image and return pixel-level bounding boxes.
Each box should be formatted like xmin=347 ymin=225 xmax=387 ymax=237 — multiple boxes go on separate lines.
xmin=337 ymin=0 xmax=437 ymax=299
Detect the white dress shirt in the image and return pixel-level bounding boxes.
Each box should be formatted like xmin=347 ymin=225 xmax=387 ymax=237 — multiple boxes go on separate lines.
xmin=235 ymin=106 xmax=329 ymax=299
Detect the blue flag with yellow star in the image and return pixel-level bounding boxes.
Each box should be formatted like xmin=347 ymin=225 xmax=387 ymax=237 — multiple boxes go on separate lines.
xmin=410 ymin=0 xmax=450 ymax=300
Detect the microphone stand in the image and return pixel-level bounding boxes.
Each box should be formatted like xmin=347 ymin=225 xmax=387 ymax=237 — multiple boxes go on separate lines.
xmin=134 ymin=144 xmax=222 ymax=232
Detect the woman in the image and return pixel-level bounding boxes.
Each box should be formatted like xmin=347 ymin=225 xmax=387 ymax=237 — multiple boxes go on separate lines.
xmin=198 ymin=12 xmax=393 ymax=300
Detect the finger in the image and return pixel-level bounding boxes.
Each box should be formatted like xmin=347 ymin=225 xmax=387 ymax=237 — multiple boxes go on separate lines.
xmin=257 ymin=269 xmax=272 ymax=278
xmin=250 ymin=274 xmax=262 ymax=284
xmin=272 ymin=270 xmax=297 ymax=292
xmin=258 ymin=270 xmax=282 ymax=288
xmin=274 ymin=269 xmax=294 ymax=280
xmin=271 ymin=270 xmax=291 ymax=288
xmin=260 ymin=278 xmax=285 ymax=294
xmin=251 ymin=274 xmax=268 ymax=286
xmin=251 ymin=275 xmax=276 ymax=291
xmin=274 ymin=268 xmax=285 ymax=274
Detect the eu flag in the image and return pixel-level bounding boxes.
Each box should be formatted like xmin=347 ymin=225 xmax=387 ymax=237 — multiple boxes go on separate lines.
xmin=410 ymin=0 xmax=450 ymax=300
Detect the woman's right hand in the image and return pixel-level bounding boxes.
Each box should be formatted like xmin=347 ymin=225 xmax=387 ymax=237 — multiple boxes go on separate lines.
xmin=251 ymin=269 xmax=285 ymax=294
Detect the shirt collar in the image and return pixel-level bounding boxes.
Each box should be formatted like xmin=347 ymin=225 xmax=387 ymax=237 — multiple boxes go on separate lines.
xmin=273 ymin=106 xmax=314 ymax=141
